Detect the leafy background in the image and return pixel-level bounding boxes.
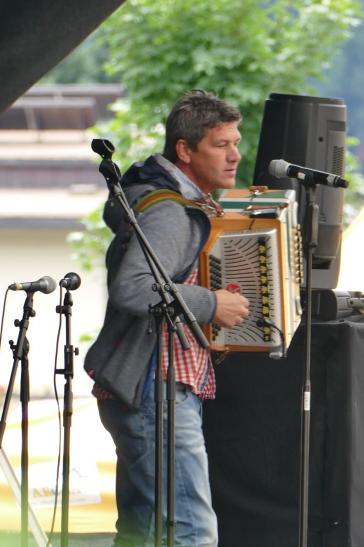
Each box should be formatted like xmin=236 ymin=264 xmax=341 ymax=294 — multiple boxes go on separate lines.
xmin=42 ymin=0 xmax=364 ymax=264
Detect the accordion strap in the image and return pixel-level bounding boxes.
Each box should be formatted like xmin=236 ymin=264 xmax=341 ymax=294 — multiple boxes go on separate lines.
xmin=134 ymin=188 xmax=224 ymax=217
xmin=134 ymin=189 xmax=200 ymax=213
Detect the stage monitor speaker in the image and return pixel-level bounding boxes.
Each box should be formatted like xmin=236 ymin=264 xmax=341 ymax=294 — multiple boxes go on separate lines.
xmin=253 ymin=93 xmax=347 ymax=289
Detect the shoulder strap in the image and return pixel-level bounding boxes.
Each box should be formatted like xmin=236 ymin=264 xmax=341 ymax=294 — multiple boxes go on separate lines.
xmin=134 ymin=189 xmax=202 ymax=213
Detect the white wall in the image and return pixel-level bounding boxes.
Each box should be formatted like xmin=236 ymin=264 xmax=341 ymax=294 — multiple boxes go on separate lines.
xmin=337 ymin=209 xmax=364 ymax=292
xmin=0 ymin=226 xmax=107 ymax=398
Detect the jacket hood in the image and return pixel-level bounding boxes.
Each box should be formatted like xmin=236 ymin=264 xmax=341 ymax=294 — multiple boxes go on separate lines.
xmin=103 ymin=155 xmax=180 ymax=233
xmin=121 ymin=155 xmax=179 ymax=191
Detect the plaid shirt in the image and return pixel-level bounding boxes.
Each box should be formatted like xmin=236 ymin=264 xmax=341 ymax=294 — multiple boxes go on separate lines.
xmin=161 ymin=268 xmax=216 ymax=400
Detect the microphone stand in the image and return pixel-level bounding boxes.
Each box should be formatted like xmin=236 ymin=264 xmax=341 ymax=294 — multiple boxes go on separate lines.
xmin=150 ymin=298 xmax=180 ymax=547
xmin=298 ymin=175 xmax=319 ymax=547
xmin=55 ymin=289 xmax=79 ymax=547
xmin=0 ymin=291 xmax=36 ymax=547
xmin=269 ymin=161 xmax=348 ymax=547
xmin=92 ymin=139 xmax=209 ymax=547
xmin=166 ymin=325 xmax=177 ymax=547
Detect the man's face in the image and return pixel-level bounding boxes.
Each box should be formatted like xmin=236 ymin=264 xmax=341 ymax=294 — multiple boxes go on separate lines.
xmin=176 ymin=121 xmax=241 ymax=194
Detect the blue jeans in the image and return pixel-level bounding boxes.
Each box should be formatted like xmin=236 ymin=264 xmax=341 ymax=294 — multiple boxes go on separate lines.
xmin=98 ymin=382 xmax=218 ymax=547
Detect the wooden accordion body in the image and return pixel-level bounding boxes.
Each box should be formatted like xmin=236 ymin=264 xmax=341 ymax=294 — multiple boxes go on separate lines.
xmin=199 ymin=188 xmax=303 ymax=356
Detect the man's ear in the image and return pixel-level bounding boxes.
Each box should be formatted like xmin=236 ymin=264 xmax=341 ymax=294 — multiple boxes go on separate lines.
xmin=175 ymin=139 xmax=192 ymax=164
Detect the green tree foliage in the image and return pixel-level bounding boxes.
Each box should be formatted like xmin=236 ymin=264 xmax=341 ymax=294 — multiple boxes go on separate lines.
xmin=41 ymin=27 xmax=119 ymax=84
xmin=67 ymin=207 xmax=111 ymax=271
xmin=99 ymin=0 xmax=361 ymax=183
xmin=318 ymin=3 xmax=364 ymax=175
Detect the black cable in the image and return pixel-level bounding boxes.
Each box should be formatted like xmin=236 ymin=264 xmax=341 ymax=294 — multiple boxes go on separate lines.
xmin=0 ymin=288 xmax=10 ymax=355
xmin=256 ymin=318 xmax=287 ymax=359
xmin=47 ymin=285 xmax=64 ymax=547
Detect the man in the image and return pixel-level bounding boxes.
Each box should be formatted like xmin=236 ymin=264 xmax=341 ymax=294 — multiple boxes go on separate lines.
xmin=85 ymin=90 xmax=250 ymax=546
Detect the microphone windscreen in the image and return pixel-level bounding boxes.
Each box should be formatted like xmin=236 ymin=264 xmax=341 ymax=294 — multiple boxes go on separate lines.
xmin=41 ymin=276 xmax=57 ymax=294
xmin=268 ymin=159 xmax=289 ymax=179
xmin=61 ymin=272 xmax=81 ymax=291
xmin=91 ymin=139 xmax=115 ymax=158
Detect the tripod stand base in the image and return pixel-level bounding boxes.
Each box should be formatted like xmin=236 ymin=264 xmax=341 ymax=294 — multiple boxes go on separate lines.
xmin=0 ymin=448 xmax=49 ymax=547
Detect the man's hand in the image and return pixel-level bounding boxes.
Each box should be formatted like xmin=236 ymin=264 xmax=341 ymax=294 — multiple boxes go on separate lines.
xmin=214 ymin=289 xmax=250 ymax=328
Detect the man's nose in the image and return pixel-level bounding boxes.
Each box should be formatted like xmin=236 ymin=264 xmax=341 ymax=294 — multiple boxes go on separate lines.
xmin=229 ymin=146 xmax=241 ymax=162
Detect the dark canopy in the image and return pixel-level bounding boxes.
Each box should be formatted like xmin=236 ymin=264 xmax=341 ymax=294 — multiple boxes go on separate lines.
xmin=0 ymin=0 xmax=125 ymax=114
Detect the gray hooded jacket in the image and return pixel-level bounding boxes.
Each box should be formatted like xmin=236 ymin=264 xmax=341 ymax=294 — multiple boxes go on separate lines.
xmin=84 ymin=155 xmax=216 ymax=408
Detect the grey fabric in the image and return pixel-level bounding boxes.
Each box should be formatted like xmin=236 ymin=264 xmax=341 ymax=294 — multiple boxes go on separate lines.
xmin=84 ymin=178 xmax=215 ymax=408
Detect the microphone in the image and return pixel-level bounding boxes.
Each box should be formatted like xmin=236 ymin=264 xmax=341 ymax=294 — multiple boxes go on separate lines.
xmin=91 ymin=139 xmax=115 ymax=159
xmin=269 ymin=159 xmax=348 ymax=189
xmin=9 ymin=276 xmax=57 ymax=294
xmin=59 ymin=272 xmax=81 ymax=291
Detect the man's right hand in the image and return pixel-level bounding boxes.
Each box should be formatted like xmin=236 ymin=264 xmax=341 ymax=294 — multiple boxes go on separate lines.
xmin=214 ymin=289 xmax=250 ymax=328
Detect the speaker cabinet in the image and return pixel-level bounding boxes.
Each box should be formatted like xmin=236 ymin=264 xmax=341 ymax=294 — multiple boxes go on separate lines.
xmin=253 ymin=93 xmax=347 ymax=290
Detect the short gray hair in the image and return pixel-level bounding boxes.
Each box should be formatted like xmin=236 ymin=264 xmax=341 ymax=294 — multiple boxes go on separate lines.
xmin=163 ymin=89 xmax=242 ymax=163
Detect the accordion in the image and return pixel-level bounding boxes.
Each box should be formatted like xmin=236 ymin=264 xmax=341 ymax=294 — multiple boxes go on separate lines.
xmin=199 ymin=188 xmax=303 ymax=357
